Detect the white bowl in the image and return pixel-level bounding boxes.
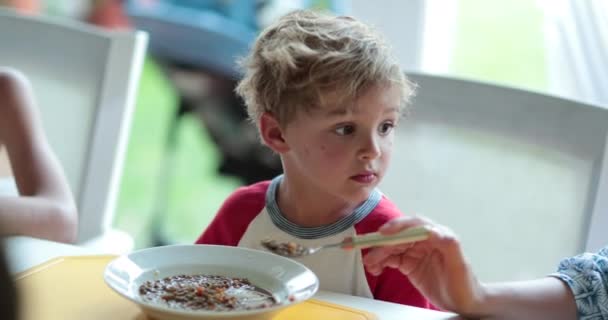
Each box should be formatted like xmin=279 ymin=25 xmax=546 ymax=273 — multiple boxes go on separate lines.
xmin=104 ymin=244 xmax=319 ymax=320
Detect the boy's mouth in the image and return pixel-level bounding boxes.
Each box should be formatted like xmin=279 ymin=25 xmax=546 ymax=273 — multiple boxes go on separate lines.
xmin=350 ymin=172 xmax=377 ymax=184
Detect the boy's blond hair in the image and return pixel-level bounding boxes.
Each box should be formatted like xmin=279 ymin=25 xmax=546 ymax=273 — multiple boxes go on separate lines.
xmin=236 ymin=9 xmax=414 ymax=128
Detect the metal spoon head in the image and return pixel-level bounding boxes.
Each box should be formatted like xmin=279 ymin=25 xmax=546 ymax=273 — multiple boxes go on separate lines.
xmin=260 ymin=239 xmax=311 ymax=258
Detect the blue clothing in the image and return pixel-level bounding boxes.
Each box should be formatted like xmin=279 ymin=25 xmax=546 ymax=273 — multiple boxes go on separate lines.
xmin=552 ymin=246 xmax=608 ymax=319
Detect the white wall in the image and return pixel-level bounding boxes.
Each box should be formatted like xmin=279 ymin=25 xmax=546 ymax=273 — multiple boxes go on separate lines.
xmin=349 ymin=0 xmax=426 ymax=71
xmin=349 ymin=0 xmax=458 ymax=74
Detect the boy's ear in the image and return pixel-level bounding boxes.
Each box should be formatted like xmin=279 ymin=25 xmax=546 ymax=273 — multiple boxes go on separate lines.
xmin=259 ymin=112 xmax=290 ymax=153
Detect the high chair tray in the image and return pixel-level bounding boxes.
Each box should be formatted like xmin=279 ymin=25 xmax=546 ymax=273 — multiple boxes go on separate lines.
xmin=14 ymin=255 xmax=377 ymax=320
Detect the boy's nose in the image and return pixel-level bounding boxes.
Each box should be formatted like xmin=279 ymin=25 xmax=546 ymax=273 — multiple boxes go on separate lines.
xmin=358 ymin=135 xmax=382 ymax=160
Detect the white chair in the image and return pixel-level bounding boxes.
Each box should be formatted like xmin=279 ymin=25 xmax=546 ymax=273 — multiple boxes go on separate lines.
xmin=381 ymin=72 xmax=608 ymax=282
xmin=0 ymin=9 xmax=148 ymax=253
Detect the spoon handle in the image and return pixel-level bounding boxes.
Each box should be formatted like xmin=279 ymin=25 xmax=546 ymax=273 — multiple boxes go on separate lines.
xmin=345 ymin=226 xmax=430 ymax=249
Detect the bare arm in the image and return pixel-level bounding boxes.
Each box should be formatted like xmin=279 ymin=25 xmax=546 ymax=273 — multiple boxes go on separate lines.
xmin=363 ymin=217 xmax=577 ymax=320
xmin=0 ymin=68 xmax=77 ymax=243
xmin=475 ymin=278 xmax=576 ymax=320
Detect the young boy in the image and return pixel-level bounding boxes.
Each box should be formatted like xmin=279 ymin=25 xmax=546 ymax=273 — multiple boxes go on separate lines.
xmin=196 ymin=10 xmax=432 ymax=308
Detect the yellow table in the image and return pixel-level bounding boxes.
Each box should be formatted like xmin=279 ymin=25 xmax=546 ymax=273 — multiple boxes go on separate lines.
xmin=7 ymin=236 xmax=461 ymax=320
xmin=15 ymin=255 xmax=376 ymax=320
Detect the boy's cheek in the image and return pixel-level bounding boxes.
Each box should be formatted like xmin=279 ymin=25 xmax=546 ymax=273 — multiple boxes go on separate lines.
xmin=318 ymin=144 xmax=349 ymax=158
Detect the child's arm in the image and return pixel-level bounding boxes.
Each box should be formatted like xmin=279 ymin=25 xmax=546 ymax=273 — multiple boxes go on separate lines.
xmin=363 ymin=217 xmax=578 ymax=320
xmin=0 ymin=68 xmax=77 ymax=243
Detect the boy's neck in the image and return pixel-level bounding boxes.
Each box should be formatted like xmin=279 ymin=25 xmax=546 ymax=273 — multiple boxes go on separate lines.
xmin=276 ymin=175 xmax=361 ymax=227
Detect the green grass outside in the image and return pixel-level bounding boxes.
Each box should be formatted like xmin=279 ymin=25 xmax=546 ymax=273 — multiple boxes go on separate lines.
xmin=450 ymin=0 xmax=547 ymax=92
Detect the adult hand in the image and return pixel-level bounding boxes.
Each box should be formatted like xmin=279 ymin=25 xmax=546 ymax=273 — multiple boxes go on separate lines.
xmin=363 ymin=216 xmax=485 ymax=316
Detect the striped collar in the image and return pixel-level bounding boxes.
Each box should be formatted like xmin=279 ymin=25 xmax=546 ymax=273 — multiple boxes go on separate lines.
xmin=265 ymin=175 xmax=381 ymax=239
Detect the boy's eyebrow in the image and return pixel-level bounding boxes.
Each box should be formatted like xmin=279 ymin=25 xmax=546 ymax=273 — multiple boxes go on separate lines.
xmin=324 ymin=107 xmax=349 ymax=117
xmin=324 ymin=106 xmax=400 ymax=117
xmin=383 ymin=106 xmax=400 ymax=114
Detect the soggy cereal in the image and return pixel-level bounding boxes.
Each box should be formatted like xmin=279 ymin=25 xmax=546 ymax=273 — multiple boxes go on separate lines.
xmin=139 ymin=274 xmax=277 ymax=311
xmin=261 ymin=239 xmax=308 ymax=257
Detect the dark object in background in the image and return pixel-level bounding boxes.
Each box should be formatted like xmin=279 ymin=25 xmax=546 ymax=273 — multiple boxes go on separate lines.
xmin=125 ymin=0 xmax=283 ymax=246
xmin=165 ymin=62 xmax=283 ymax=185
xmin=0 ymin=240 xmax=17 ymax=320
xmin=149 ymin=59 xmax=285 ymax=247
xmin=125 ymin=0 xmax=283 ymax=184
xmin=147 ymin=64 xmax=282 ymax=246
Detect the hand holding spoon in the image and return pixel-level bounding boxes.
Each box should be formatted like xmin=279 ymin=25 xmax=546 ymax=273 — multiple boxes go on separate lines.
xmin=261 ymin=226 xmax=429 ymax=258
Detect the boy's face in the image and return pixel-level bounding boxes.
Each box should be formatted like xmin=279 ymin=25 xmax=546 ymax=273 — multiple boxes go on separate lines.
xmin=281 ymin=84 xmax=401 ymax=204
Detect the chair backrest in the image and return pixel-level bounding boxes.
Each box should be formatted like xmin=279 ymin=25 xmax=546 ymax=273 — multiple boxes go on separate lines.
xmin=0 ymin=9 xmax=148 ymax=243
xmin=381 ymin=72 xmax=608 ymax=281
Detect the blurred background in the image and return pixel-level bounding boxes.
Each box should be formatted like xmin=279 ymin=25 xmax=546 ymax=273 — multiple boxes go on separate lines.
xmin=1 ymin=0 xmax=605 ymax=251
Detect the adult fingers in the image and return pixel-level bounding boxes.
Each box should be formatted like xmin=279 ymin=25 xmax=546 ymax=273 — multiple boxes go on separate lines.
xmin=363 ymin=245 xmax=398 ymax=266
xmin=365 ymin=254 xmax=392 ymax=276
xmin=387 ymin=253 xmax=423 ymax=275
xmin=378 ymin=215 xmax=435 ymax=234
xmin=365 ymin=246 xmax=427 ymax=274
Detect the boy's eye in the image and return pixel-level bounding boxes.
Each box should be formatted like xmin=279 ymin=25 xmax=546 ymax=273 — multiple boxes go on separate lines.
xmin=379 ymin=122 xmax=394 ymax=135
xmin=335 ymin=125 xmax=355 ymax=136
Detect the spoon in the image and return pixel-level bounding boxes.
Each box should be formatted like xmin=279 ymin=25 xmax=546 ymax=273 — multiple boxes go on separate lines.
xmin=260 ymin=225 xmax=430 ymax=258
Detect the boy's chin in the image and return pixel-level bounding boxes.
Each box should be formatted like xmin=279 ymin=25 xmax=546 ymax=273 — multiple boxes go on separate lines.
xmin=342 ymin=186 xmax=376 ymax=203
